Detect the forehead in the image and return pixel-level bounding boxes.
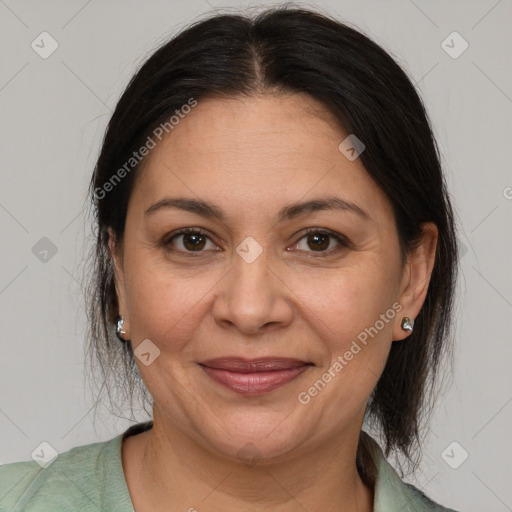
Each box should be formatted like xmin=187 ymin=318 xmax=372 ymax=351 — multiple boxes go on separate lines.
xmin=130 ymin=93 xmax=393 ymax=225
xmin=143 ymin=93 xmax=345 ymax=173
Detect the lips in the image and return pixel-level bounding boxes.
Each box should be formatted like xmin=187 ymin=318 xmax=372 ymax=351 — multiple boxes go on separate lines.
xmin=201 ymin=357 xmax=310 ymax=372
xmin=199 ymin=357 xmax=312 ymax=395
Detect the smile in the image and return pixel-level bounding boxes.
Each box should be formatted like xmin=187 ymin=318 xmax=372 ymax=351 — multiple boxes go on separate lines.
xmin=199 ymin=357 xmax=313 ymax=395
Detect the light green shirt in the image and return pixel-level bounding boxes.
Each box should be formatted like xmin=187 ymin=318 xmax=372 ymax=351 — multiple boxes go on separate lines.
xmin=0 ymin=422 xmax=459 ymax=511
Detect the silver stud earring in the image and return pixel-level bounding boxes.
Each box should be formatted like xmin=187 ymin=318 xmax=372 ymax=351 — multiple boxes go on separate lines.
xmin=401 ymin=317 xmax=414 ymax=332
xmin=115 ymin=316 xmax=130 ymax=343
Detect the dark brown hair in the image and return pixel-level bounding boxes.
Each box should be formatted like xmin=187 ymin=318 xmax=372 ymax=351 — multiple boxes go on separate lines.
xmin=85 ymin=5 xmax=458 ymax=470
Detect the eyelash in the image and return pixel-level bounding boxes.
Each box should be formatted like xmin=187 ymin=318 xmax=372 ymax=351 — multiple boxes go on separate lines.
xmin=162 ymin=227 xmax=350 ymax=258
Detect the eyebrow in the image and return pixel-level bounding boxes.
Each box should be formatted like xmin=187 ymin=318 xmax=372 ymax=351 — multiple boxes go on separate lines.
xmin=144 ymin=195 xmax=370 ymax=223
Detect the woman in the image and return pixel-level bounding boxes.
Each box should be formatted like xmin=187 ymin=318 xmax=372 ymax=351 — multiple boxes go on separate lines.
xmin=0 ymin=6 xmax=460 ymax=511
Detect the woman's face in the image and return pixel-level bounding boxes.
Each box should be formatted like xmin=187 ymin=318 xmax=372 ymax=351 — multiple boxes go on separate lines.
xmin=110 ymin=93 xmax=436 ymax=462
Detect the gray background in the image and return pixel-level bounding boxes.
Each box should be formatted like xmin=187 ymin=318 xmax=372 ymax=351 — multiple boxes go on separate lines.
xmin=0 ymin=1 xmax=511 ymax=511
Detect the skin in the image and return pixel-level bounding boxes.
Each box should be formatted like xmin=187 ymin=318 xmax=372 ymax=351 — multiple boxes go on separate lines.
xmin=109 ymin=92 xmax=438 ymax=512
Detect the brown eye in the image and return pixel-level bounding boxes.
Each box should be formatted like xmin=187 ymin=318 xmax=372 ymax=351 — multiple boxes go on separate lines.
xmin=181 ymin=232 xmax=207 ymax=251
xmin=292 ymin=229 xmax=349 ymax=257
xmin=305 ymin=232 xmax=330 ymax=251
xmin=164 ymin=228 xmax=217 ymax=254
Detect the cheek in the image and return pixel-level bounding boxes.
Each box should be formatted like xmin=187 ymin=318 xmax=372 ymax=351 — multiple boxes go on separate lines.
xmin=293 ymin=265 xmax=397 ymax=424
xmin=123 ymin=254 xmax=225 ymax=352
xmin=295 ymin=259 xmax=399 ymax=346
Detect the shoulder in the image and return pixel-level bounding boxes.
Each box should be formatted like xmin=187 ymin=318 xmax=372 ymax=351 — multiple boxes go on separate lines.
xmin=359 ymin=431 xmax=462 ymax=512
xmin=399 ymin=481 xmax=460 ymax=512
xmin=0 ymin=433 xmax=133 ymax=512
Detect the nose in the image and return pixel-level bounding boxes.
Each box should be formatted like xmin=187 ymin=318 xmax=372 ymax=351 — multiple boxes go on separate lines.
xmin=211 ymin=246 xmax=294 ymax=336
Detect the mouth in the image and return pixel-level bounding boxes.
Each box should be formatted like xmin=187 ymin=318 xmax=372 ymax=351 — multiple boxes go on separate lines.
xmin=198 ymin=357 xmax=313 ymax=395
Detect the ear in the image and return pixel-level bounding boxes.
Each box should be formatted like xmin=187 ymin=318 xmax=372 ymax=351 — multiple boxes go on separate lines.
xmin=108 ymin=227 xmax=129 ymax=327
xmin=393 ymin=222 xmax=438 ymax=341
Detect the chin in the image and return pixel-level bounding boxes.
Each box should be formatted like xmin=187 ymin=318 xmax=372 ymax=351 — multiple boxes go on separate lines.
xmin=191 ymin=407 xmax=313 ymax=464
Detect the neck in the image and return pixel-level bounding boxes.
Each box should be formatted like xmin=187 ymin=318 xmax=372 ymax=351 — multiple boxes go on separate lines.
xmin=123 ymin=411 xmax=374 ymax=512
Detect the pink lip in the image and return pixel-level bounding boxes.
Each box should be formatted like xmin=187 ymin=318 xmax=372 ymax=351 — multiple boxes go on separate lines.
xmin=199 ymin=357 xmax=312 ymax=395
